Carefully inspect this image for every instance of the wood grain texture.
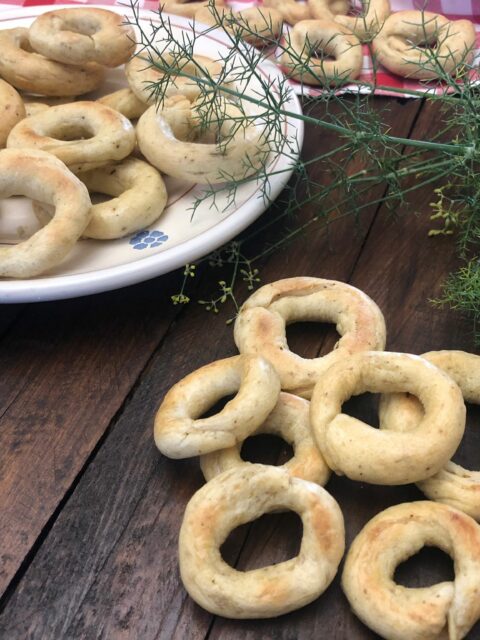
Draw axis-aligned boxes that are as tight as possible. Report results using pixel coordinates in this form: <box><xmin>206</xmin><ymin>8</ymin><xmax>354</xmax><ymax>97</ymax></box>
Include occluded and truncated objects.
<box><xmin>2</xmin><ymin>96</ymin><xmax>477</xmax><ymax>640</ymax></box>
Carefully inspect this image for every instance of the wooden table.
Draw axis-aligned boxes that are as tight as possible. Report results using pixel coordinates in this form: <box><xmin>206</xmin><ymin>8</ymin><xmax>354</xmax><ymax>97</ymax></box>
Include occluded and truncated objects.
<box><xmin>0</xmin><ymin>96</ymin><xmax>479</xmax><ymax>639</ymax></box>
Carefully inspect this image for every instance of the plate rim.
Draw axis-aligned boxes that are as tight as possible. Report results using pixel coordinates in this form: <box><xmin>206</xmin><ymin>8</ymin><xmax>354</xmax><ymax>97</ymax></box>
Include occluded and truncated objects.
<box><xmin>0</xmin><ymin>4</ymin><xmax>304</xmax><ymax>303</ymax></box>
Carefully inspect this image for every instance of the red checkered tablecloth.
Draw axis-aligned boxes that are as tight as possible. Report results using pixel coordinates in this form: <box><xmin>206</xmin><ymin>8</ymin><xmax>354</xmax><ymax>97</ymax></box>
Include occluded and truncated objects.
<box><xmin>0</xmin><ymin>0</ymin><xmax>478</xmax><ymax>96</ymax></box>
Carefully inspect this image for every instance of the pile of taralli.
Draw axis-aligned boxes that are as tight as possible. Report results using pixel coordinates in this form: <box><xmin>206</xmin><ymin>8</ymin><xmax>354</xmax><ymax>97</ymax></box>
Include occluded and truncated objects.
<box><xmin>0</xmin><ymin>6</ymin><xmax>267</xmax><ymax>278</ymax></box>
<box><xmin>155</xmin><ymin>277</ymin><xmax>480</xmax><ymax>640</ymax></box>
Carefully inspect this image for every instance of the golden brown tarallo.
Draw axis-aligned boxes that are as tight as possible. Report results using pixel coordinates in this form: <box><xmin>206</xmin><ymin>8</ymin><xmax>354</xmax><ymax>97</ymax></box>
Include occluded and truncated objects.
<box><xmin>310</xmin><ymin>351</ymin><xmax>466</xmax><ymax>485</ymax></box>
<box><xmin>98</xmin><ymin>89</ymin><xmax>148</xmax><ymax>120</ymax></box>
<box><xmin>154</xmin><ymin>355</ymin><xmax>281</xmax><ymax>459</ymax></box>
<box><xmin>0</xmin><ymin>80</ymin><xmax>25</xmax><ymax>148</ymax></box>
<box><xmin>342</xmin><ymin>501</ymin><xmax>480</xmax><ymax>640</ymax></box>
<box><xmin>380</xmin><ymin>350</ymin><xmax>480</xmax><ymax>520</ymax></box>
<box><xmin>200</xmin><ymin>391</ymin><xmax>330</xmax><ymax>485</ymax></box>
<box><xmin>0</xmin><ymin>149</ymin><xmax>91</xmax><ymax>278</ymax></box>
<box><xmin>234</xmin><ymin>277</ymin><xmax>386</xmax><ymax>398</ymax></box>
<box><xmin>308</xmin><ymin>0</ymin><xmax>390</xmax><ymax>41</ymax></box>
<box><xmin>179</xmin><ymin>464</ymin><xmax>345</xmax><ymax>618</ymax></box>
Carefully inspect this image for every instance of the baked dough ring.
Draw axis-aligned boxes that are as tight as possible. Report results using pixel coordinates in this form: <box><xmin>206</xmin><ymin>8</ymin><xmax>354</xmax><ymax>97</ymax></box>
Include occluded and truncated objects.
<box><xmin>179</xmin><ymin>464</ymin><xmax>345</xmax><ymax>618</ymax></box>
<box><xmin>98</xmin><ymin>89</ymin><xmax>148</xmax><ymax>120</ymax></box>
<box><xmin>125</xmin><ymin>52</ymin><xmax>222</xmax><ymax>105</ymax></box>
<box><xmin>7</xmin><ymin>101</ymin><xmax>136</xmax><ymax>174</ymax></box>
<box><xmin>154</xmin><ymin>355</ymin><xmax>281</xmax><ymax>459</ymax></box>
<box><xmin>200</xmin><ymin>392</ymin><xmax>330</xmax><ymax>485</ymax></box>
<box><xmin>0</xmin><ymin>28</ymin><xmax>104</xmax><ymax>97</ymax></box>
<box><xmin>34</xmin><ymin>157</ymin><xmax>168</xmax><ymax>240</ymax></box>
<box><xmin>342</xmin><ymin>501</ymin><xmax>480</xmax><ymax>640</ymax></box>
<box><xmin>195</xmin><ymin>6</ymin><xmax>283</xmax><ymax>46</ymax></box>
<box><xmin>234</xmin><ymin>277</ymin><xmax>386</xmax><ymax>398</ymax></box>
<box><xmin>263</xmin><ymin>0</ymin><xmax>310</xmax><ymax>26</ymax></box>
<box><xmin>308</xmin><ymin>0</ymin><xmax>390</xmax><ymax>41</ymax></box>
<box><xmin>29</xmin><ymin>8</ymin><xmax>136</xmax><ymax>67</ymax></box>
<box><xmin>137</xmin><ymin>97</ymin><xmax>268</xmax><ymax>184</ymax></box>
<box><xmin>310</xmin><ymin>351</ymin><xmax>466</xmax><ymax>485</ymax></box>
<box><xmin>372</xmin><ymin>11</ymin><xmax>476</xmax><ymax>80</ymax></box>
<box><xmin>380</xmin><ymin>351</ymin><xmax>480</xmax><ymax>520</ymax></box>
<box><xmin>0</xmin><ymin>149</ymin><xmax>91</xmax><ymax>278</ymax></box>
<box><xmin>281</xmin><ymin>20</ymin><xmax>363</xmax><ymax>85</ymax></box>
<box><xmin>0</xmin><ymin>80</ymin><xmax>25</xmax><ymax>148</ymax></box>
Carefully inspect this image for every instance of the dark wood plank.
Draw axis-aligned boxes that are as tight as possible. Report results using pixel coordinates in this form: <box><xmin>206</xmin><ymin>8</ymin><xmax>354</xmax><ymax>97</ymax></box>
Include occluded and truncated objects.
<box><xmin>0</xmin><ymin>97</ymin><xmax>423</xmax><ymax>638</ymax></box>
<box><xmin>0</xmin><ymin>275</ymin><xmax>187</xmax><ymax>599</ymax></box>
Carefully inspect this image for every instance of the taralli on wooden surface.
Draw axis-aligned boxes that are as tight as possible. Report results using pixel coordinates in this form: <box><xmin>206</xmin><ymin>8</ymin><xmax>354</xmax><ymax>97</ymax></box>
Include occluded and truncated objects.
<box><xmin>281</xmin><ymin>20</ymin><xmax>363</xmax><ymax>85</ymax></box>
<box><xmin>0</xmin><ymin>28</ymin><xmax>104</xmax><ymax>97</ymax></box>
<box><xmin>310</xmin><ymin>351</ymin><xmax>466</xmax><ymax>485</ymax></box>
<box><xmin>0</xmin><ymin>80</ymin><xmax>25</xmax><ymax>148</ymax></box>
<box><xmin>263</xmin><ymin>0</ymin><xmax>310</xmax><ymax>26</ymax></box>
<box><xmin>29</xmin><ymin>8</ymin><xmax>136</xmax><ymax>67</ymax></box>
<box><xmin>308</xmin><ymin>0</ymin><xmax>390</xmax><ymax>41</ymax></box>
<box><xmin>200</xmin><ymin>392</ymin><xmax>330</xmax><ymax>485</ymax></box>
<box><xmin>7</xmin><ymin>101</ymin><xmax>136</xmax><ymax>174</ymax></box>
<box><xmin>179</xmin><ymin>464</ymin><xmax>345</xmax><ymax>618</ymax></box>
<box><xmin>34</xmin><ymin>157</ymin><xmax>168</xmax><ymax>240</ymax></box>
<box><xmin>125</xmin><ymin>52</ymin><xmax>223</xmax><ymax>105</ymax></box>
<box><xmin>372</xmin><ymin>11</ymin><xmax>476</xmax><ymax>80</ymax></box>
<box><xmin>98</xmin><ymin>89</ymin><xmax>148</xmax><ymax>120</ymax></box>
<box><xmin>380</xmin><ymin>351</ymin><xmax>480</xmax><ymax>520</ymax></box>
<box><xmin>154</xmin><ymin>355</ymin><xmax>281</xmax><ymax>459</ymax></box>
<box><xmin>234</xmin><ymin>277</ymin><xmax>386</xmax><ymax>398</ymax></box>
<box><xmin>342</xmin><ymin>501</ymin><xmax>480</xmax><ymax>640</ymax></box>
<box><xmin>137</xmin><ymin>97</ymin><xmax>268</xmax><ymax>184</ymax></box>
<box><xmin>195</xmin><ymin>6</ymin><xmax>283</xmax><ymax>46</ymax></box>
<box><xmin>0</xmin><ymin>149</ymin><xmax>91</xmax><ymax>278</ymax></box>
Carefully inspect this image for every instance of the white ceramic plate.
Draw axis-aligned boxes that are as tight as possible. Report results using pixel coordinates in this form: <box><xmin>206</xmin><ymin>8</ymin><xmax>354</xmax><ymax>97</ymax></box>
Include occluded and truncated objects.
<box><xmin>0</xmin><ymin>4</ymin><xmax>303</xmax><ymax>302</ymax></box>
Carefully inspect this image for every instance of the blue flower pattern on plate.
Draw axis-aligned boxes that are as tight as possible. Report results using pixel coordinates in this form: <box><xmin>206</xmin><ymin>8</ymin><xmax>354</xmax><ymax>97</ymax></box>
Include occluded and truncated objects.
<box><xmin>129</xmin><ymin>230</ymin><xmax>169</xmax><ymax>250</ymax></box>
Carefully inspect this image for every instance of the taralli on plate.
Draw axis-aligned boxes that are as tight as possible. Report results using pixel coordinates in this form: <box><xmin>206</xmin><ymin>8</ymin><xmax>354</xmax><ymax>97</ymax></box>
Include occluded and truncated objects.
<box><xmin>125</xmin><ymin>52</ymin><xmax>223</xmax><ymax>105</ymax></box>
<box><xmin>29</xmin><ymin>8</ymin><xmax>136</xmax><ymax>67</ymax></box>
<box><xmin>342</xmin><ymin>501</ymin><xmax>480</xmax><ymax>640</ymax></box>
<box><xmin>200</xmin><ymin>392</ymin><xmax>330</xmax><ymax>486</ymax></box>
<box><xmin>372</xmin><ymin>11</ymin><xmax>476</xmax><ymax>80</ymax></box>
<box><xmin>7</xmin><ymin>101</ymin><xmax>136</xmax><ymax>174</ymax></box>
<box><xmin>34</xmin><ymin>157</ymin><xmax>168</xmax><ymax>240</ymax></box>
<box><xmin>98</xmin><ymin>89</ymin><xmax>148</xmax><ymax>120</ymax></box>
<box><xmin>195</xmin><ymin>6</ymin><xmax>283</xmax><ymax>46</ymax></box>
<box><xmin>179</xmin><ymin>464</ymin><xmax>345</xmax><ymax>618</ymax></box>
<box><xmin>154</xmin><ymin>354</ymin><xmax>281</xmax><ymax>459</ymax></box>
<box><xmin>137</xmin><ymin>97</ymin><xmax>268</xmax><ymax>184</ymax></box>
<box><xmin>263</xmin><ymin>0</ymin><xmax>310</xmax><ymax>25</ymax></box>
<box><xmin>0</xmin><ymin>149</ymin><xmax>91</xmax><ymax>278</ymax></box>
<box><xmin>234</xmin><ymin>277</ymin><xmax>386</xmax><ymax>398</ymax></box>
<box><xmin>380</xmin><ymin>350</ymin><xmax>480</xmax><ymax>520</ymax></box>
<box><xmin>0</xmin><ymin>28</ymin><xmax>104</xmax><ymax>97</ymax></box>
<box><xmin>0</xmin><ymin>80</ymin><xmax>25</xmax><ymax>148</ymax></box>
<box><xmin>310</xmin><ymin>351</ymin><xmax>466</xmax><ymax>485</ymax></box>
<box><xmin>308</xmin><ymin>0</ymin><xmax>390</xmax><ymax>41</ymax></box>
<box><xmin>281</xmin><ymin>20</ymin><xmax>363</xmax><ymax>85</ymax></box>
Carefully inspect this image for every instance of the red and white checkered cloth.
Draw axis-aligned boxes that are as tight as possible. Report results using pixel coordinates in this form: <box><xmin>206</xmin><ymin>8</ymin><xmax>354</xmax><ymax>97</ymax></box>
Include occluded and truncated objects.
<box><xmin>0</xmin><ymin>0</ymin><xmax>478</xmax><ymax>96</ymax></box>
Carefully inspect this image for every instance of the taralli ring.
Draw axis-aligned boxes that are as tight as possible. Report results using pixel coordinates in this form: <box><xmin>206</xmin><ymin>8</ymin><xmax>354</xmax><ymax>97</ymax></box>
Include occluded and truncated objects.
<box><xmin>34</xmin><ymin>157</ymin><xmax>168</xmax><ymax>240</ymax></box>
<box><xmin>281</xmin><ymin>20</ymin><xmax>363</xmax><ymax>85</ymax></box>
<box><xmin>126</xmin><ymin>52</ymin><xmax>223</xmax><ymax>105</ymax></box>
<box><xmin>98</xmin><ymin>89</ymin><xmax>148</xmax><ymax>120</ymax></box>
<box><xmin>137</xmin><ymin>97</ymin><xmax>268</xmax><ymax>184</ymax></box>
<box><xmin>263</xmin><ymin>0</ymin><xmax>310</xmax><ymax>26</ymax></box>
<box><xmin>234</xmin><ymin>277</ymin><xmax>386</xmax><ymax>398</ymax></box>
<box><xmin>308</xmin><ymin>0</ymin><xmax>390</xmax><ymax>41</ymax></box>
<box><xmin>179</xmin><ymin>464</ymin><xmax>345</xmax><ymax>618</ymax></box>
<box><xmin>342</xmin><ymin>501</ymin><xmax>480</xmax><ymax>640</ymax></box>
<box><xmin>372</xmin><ymin>11</ymin><xmax>476</xmax><ymax>80</ymax></box>
<box><xmin>0</xmin><ymin>28</ymin><xmax>104</xmax><ymax>97</ymax></box>
<box><xmin>154</xmin><ymin>355</ymin><xmax>281</xmax><ymax>459</ymax></box>
<box><xmin>29</xmin><ymin>8</ymin><xmax>136</xmax><ymax>67</ymax></box>
<box><xmin>200</xmin><ymin>392</ymin><xmax>330</xmax><ymax>485</ymax></box>
<box><xmin>0</xmin><ymin>149</ymin><xmax>91</xmax><ymax>278</ymax></box>
<box><xmin>7</xmin><ymin>101</ymin><xmax>136</xmax><ymax>174</ymax></box>
<box><xmin>310</xmin><ymin>351</ymin><xmax>466</xmax><ymax>485</ymax></box>
<box><xmin>0</xmin><ymin>80</ymin><xmax>25</xmax><ymax>148</ymax></box>
<box><xmin>380</xmin><ymin>351</ymin><xmax>480</xmax><ymax>520</ymax></box>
